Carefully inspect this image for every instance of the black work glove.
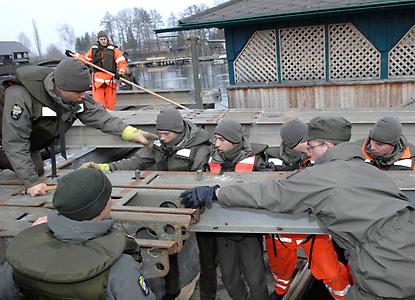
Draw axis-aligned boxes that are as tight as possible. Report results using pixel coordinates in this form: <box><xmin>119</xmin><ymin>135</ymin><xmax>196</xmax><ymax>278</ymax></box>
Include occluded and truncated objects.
<box><xmin>180</xmin><ymin>185</ymin><xmax>219</xmax><ymax>208</ymax></box>
<box><xmin>65</xmin><ymin>49</ymin><xmax>75</xmax><ymax>57</ymax></box>
<box><xmin>257</xmin><ymin>161</ymin><xmax>277</xmax><ymax>172</ymax></box>
<box><xmin>114</xmin><ymin>72</ymin><xmax>121</xmax><ymax>79</ymax></box>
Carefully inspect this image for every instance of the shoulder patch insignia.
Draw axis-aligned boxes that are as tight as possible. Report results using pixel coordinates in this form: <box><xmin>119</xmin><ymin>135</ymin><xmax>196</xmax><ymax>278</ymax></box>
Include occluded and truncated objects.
<box><xmin>11</xmin><ymin>104</ymin><xmax>23</xmax><ymax>120</ymax></box>
<box><xmin>153</xmin><ymin>140</ymin><xmax>161</xmax><ymax>147</ymax></box>
<box><xmin>138</xmin><ymin>274</ymin><xmax>150</xmax><ymax>296</ymax></box>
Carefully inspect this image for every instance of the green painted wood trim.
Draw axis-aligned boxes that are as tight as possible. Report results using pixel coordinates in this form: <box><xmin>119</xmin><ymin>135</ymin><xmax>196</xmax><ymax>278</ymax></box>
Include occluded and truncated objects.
<box><xmin>325</xmin><ymin>24</ymin><xmax>330</xmax><ymax>82</ymax></box>
<box><xmin>380</xmin><ymin>51</ymin><xmax>389</xmax><ymax>79</ymax></box>
<box><xmin>225</xmin><ymin>29</ymin><xmax>236</xmax><ymax>85</ymax></box>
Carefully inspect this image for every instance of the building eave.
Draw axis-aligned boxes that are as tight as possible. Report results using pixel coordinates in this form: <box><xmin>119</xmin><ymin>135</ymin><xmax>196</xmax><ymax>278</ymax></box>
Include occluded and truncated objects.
<box><xmin>155</xmin><ymin>0</ymin><xmax>415</xmax><ymax>33</ymax></box>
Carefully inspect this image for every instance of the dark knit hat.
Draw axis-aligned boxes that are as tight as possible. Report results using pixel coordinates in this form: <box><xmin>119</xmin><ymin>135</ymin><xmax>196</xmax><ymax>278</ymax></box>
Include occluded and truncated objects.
<box><xmin>369</xmin><ymin>116</ymin><xmax>402</xmax><ymax>145</ymax></box>
<box><xmin>53</xmin><ymin>169</ymin><xmax>112</xmax><ymax>221</ymax></box>
<box><xmin>307</xmin><ymin>116</ymin><xmax>352</xmax><ymax>142</ymax></box>
<box><xmin>156</xmin><ymin>108</ymin><xmax>184</xmax><ymax>133</ymax></box>
<box><xmin>54</xmin><ymin>58</ymin><xmax>91</xmax><ymax>92</ymax></box>
<box><xmin>280</xmin><ymin>119</ymin><xmax>307</xmax><ymax>148</ymax></box>
<box><xmin>97</xmin><ymin>31</ymin><xmax>108</xmax><ymax>39</ymax></box>
<box><xmin>214</xmin><ymin>119</ymin><xmax>243</xmax><ymax>144</ymax></box>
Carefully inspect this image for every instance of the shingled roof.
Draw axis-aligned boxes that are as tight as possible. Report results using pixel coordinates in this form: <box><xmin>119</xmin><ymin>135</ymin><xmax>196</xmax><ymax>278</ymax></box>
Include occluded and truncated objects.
<box><xmin>156</xmin><ymin>0</ymin><xmax>415</xmax><ymax>32</ymax></box>
<box><xmin>0</xmin><ymin>41</ymin><xmax>30</xmax><ymax>56</ymax></box>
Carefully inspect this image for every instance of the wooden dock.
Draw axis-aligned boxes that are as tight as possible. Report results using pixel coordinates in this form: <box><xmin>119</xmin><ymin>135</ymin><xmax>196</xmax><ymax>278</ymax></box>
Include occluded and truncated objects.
<box><xmin>114</xmin><ymin>89</ymin><xmax>220</xmax><ymax>109</ymax></box>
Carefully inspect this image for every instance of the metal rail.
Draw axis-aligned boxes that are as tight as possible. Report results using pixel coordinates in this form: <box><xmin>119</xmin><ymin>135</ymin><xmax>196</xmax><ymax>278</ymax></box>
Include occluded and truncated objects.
<box><xmin>1</xmin><ymin>170</ymin><xmax>415</xmax><ymax>278</ymax></box>
<box><xmin>65</xmin><ymin>109</ymin><xmax>415</xmax><ymax>148</ymax></box>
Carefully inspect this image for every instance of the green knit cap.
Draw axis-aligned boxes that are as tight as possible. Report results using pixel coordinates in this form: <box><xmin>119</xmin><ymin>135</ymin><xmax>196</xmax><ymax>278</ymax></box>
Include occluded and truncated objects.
<box><xmin>156</xmin><ymin>108</ymin><xmax>184</xmax><ymax>133</ymax></box>
<box><xmin>215</xmin><ymin>119</ymin><xmax>243</xmax><ymax>144</ymax></box>
<box><xmin>307</xmin><ymin>116</ymin><xmax>352</xmax><ymax>142</ymax></box>
<box><xmin>280</xmin><ymin>119</ymin><xmax>307</xmax><ymax>148</ymax></box>
<box><xmin>369</xmin><ymin>116</ymin><xmax>402</xmax><ymax>145</ymax></box>
<box><xmin>53</xmin><ymin>169</ymin><xmax>112</xmax><ymax>221</ymax></box>
<box><xmin>97</xmin><ymin>31</ymin><xmax>108</xmax><ymax>39</ymax></box>
<box><xmin>54</xmin><ymin>58</ymin><xmax>91</xmax><ymax>92</ymax></box>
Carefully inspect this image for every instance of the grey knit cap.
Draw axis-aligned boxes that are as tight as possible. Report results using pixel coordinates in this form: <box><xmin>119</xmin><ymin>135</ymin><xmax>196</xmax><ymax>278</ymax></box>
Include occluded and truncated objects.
<box><xmin>53</xmin><ymin>169</ymin><xmax>112</xmax><ymax>221</ymax></box>
<box><xmin>54</xmin><ymin>58</ymin><xmax>91</xmax><ymax>92</ymax></box>
<box><xmin>280</xmin><ymin>119</ymin><xmax>307</xmax><ymax>148</ymax></box>
<box><xmin>369</xmin><ymin>116</ymin><xmax>402</xmax><ymax>145</ymax></box>
<box><xmin>97</xmin><ymin>31</ymin><xmax>108</xmax><ymax>39</ymax></box>
<box><xmin>307</xmin><ymin>116</ymin><xmax>352</xmax><ymax>142</ymax></box>
<box><xmin>156</xmin><ymin>108</ymin><xmax>184</xmax><ymax>133</ymax></box>
<box><xmin>214</xmin><ymin>119</ymin><xmax>243</xmax><ymax>144</ymax></box>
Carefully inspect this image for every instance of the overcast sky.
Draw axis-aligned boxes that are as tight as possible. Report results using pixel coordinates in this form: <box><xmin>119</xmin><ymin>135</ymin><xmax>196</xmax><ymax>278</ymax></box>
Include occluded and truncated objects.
<box><xmin>1</xmin><ymin>0</ymin><xmax>220</xmax><ymax>53</ymax></box>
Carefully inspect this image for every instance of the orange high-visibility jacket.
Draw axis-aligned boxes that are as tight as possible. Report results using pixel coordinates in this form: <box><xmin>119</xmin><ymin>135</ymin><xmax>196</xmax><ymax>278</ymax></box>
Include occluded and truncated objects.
<box><xmin>208</xmin><ymin>156</ymin><xmax>255</xmax><ymax>174</ymax></box>
<box><xmin>360</xmin><ymin>139</ymin><xmax>415</xmax><ymax>171</ymax></box>
<box><xmin>82</xmin><ymin>45</ymin><xmax>127</xmax><ymax>89</ymax></box>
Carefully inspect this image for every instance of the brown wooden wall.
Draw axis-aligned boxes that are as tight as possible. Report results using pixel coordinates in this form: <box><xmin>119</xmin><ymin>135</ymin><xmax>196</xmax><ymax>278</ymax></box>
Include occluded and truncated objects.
<box><xmin>227</xmin><ymin>80</ymin><xmax>415</xmax><ymax>110</ymax></box>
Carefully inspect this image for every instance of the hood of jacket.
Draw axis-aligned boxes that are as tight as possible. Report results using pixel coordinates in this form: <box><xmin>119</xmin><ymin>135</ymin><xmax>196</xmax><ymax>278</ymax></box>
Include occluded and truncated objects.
<box><xmin>316</xmin><ymin>142</ymin><xmax>366</xmax><ymax>165</ymax></box>
<box><xmin>47</xmin><ymin>210</ymin><xmax>114</xmax><ymax>244</ymax></box>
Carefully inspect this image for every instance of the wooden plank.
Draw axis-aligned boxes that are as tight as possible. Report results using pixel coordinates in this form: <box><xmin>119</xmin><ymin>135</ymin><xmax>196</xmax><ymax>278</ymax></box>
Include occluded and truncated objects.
<box><xmin>228</xmin><ymin>81</ymin><xmax>415</xmax><ymax>109</ymax></box>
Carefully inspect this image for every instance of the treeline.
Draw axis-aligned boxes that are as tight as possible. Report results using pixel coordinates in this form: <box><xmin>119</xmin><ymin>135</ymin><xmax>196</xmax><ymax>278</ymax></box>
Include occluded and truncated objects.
<box><xmin>75</xmin><ymin>4</ymin><xmax>225</xmax><ymax>59</ymax></box>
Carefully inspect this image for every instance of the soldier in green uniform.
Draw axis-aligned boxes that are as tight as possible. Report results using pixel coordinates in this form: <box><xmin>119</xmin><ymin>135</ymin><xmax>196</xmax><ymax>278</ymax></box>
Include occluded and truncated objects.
<box><xmin>182</xmin><ymin>116</ymin><xmax>415</xmax><ymax>299</ymax></box>
<box><xmin>358</xmin><ymin>116</ymin><xmax>415</xmax><ymax>170</ymax></box>
<box><xmin>82</xmin><ymin>108</ymin><xmax>211</xmax><ymax>300</ymax></box>
<box><xmin>258</xmin><ymin>118</ymin><xmax>311</xmax><ymax>172</ymax></box>
<box><xmin>0</xmin><ymin>168</ymin><xmax>155</xmax><ymax>300</ymax></box>
<box><xmin>202</xmin><ymin>119</ymin><xmax>269</xmax><ymax>300</ymax></box>
<box><xmin>1</xmin><ymin>58</ymin><xmax>154</xmax><ymax>197</ymax></box>
<box><xmin>81</xmin><ymin>108</ymin><xmax>210</xmax><ymax>173</ymax></box>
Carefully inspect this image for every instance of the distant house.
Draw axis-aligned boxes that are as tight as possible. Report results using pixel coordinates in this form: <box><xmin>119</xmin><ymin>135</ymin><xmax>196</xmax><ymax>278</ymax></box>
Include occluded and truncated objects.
<box><xmin>0</xmin><ymin>41</ymin><xmax>30</xmax><ymax>76</ymax></box>
<box><xmin>157</xmin><ymin>0</ymin><xmax>415</xmax><ymax>110</ymax></box>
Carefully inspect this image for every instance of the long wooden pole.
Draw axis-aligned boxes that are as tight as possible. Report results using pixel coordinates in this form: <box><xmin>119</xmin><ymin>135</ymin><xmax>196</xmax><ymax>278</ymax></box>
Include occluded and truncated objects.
<box><xmin>70</xmin><ymin>54</ymin><xmax>190</xmax><ymax>110</ymax></box>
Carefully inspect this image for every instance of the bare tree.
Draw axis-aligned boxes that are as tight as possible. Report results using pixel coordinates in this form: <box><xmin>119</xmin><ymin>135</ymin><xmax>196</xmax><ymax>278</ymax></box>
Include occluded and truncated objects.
<box><xmin>57</xmin><ymin>24</ymin><xmax>75</xmax><ymax>50</ymax></box>
<box><xmin>167</xmin><ymin>13</ymin><xmax>178</xmax><ymax>28</ymax></box>
<box><xmin>45</xmin><ymin>44</ymin><xmax>65</xmax><ymax>60</ymax></box>
<box><xmin>100</xmin><ymin>12</ymin><xmax>117</xmax><ymax>45</ymax></box>
<box><xmin>75</xmin><ymin>32</ymin><xmax>93</xmax><ymax>54</ymax></box>
<box><xmin>149</xmin><ymin>9</ymin><xmax>164</xmax><ymax>52</ymax></box>
<box><xmin>17</xmin><ymin>32</ymin><xmax>33</xmax><ymax>53</ymax></box>
<box><xmin>32</xmin><ymin>19</ymin><xmax>42</xmax><ymax>56</ymax></box>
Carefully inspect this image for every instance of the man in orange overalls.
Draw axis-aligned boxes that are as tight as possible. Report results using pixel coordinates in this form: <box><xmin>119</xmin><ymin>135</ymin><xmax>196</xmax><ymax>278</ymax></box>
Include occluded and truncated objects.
<box><xmin>260</xmin><ymin>119</ymin><xmax>351</xmax><ymax>300</ymax></box>
<box><xmin>75</xmin><ymin>31</ymin><xmax>127</xmax><ymax>111</ymax></box>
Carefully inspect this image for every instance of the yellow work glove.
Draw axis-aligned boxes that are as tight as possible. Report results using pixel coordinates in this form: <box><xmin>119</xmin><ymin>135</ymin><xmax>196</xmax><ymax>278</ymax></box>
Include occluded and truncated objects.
<box><xmin>80</xmin><ymin>162</ymin><xmax>111</xmax><ymax>173</ymax></box>
<box><xmin>121</xmin><ymin>126</ymin><xmax>157</xmax><ymax>145</ymax></box>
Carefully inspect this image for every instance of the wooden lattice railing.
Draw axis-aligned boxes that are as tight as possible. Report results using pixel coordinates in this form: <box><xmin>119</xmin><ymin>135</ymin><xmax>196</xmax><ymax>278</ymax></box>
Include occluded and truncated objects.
<box><xmin>329</xmin><ymin>23</ymin><xmax>380</xmax><ymax>80</ymax></box>
<box><xmin>279</xmin><ymin>25</ymin><xmax>326</xmax><ymax>81</ymax></box>
<box><xmin>234</xmin><ymin>30</ymin><xmax>278</xmax><ymax>83</ymax></box>
<box><xmin>389</xmin><ymin>24</ymin><xmax>415</xmax><ymax>78</ymax></box>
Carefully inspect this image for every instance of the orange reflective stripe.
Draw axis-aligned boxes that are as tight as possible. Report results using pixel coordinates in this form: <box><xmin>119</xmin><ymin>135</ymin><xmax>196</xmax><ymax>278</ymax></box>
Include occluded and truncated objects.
<box><xmin>360</xmin><ymin>140</ymin><xmax>372</xmax><ymax>161</ymax></box>
<box><xmin>235</xmin><ymin>156</ymin><xmax>255</xmax><ymax>172</ymax></box>
<box><xmin>208</xmin><ymin>158</ymin><xmax>221</xmax><ymax>174</ymax></box>
<box><xmin>208</xmin><ymin>156</ymin><xmax>255</xmax><ymax>174</ymax></box>
<box><xmin>400</xmin><ymin>146</ymin><xmax>411</xmax><ymax>159</ymax></box>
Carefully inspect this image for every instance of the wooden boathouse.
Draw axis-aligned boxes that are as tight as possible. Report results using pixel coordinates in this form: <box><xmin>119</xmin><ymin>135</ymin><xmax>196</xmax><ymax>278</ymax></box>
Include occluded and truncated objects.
<box><xmin>156</xmin><ymin>0</ymin><xmax>415</xmax><ymax>110</ymax></box>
